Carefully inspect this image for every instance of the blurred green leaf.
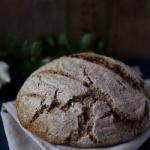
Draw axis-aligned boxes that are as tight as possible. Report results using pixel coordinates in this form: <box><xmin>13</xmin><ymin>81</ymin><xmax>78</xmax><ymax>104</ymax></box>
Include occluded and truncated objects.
<box><xmin>96</xmin><ymin>40</ymin><xmax>105</xmax><ymax>54</ymax></box>
<box><xmin>21</xmin><ymin>41</ymin><xmax>42</xmax><ymax>61</ymax></box>
<box><xmin>41</xmin><ymin>34</ymin><xmax>57</xmax><ymax>58</ymax></box>
<box><xmin>22</xmin><ymin>60</ymin><xmax>42</xmax><ymax>74</ymax></box>
<box><xmin>2</xmin><ymin>32</ymin><xmax>106</xmax><ymax>74</ymax></box>
<box><xmin>46</xmin><ymin>35</ymin><xmax>55</xmax><ymax>49</ymax></box>
<box><xmin>79</xmin><ymin>33</ymin><xmax>95</xmax><ymax>51</ymax></box>
<box><xmin>6</xmin><ymin>34</ymin><xmax>23</xmax><ymax>56</ymax></box>
<box><xmin>58</xmin><ymin>33</ymin><xmax>71</xmax><ymax>54</ymax></box>
<box><xmin>21</xmin><ymin>40</ymin><xmax>30</xmax><ymax>58</ymax></box>
<box><xmin>30</xmin><ymin>41</ymin><xmax>42</xmax><ymax>61</ymax></box>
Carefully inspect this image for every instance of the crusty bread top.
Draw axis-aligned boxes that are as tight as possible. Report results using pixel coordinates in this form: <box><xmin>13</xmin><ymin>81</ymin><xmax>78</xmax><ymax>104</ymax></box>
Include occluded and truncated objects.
<box><xmin>16</xmin><ymin>52</ymin><xmax>150</xmax><ymax>147</ymax></box>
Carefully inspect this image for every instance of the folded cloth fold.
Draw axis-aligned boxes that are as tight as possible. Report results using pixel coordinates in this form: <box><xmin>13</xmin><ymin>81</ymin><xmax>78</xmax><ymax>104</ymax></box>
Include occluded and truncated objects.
<box><xmin>1</xmin><ymin>79</ymin><xmax>150</xmax><ymax>150</ymax></box>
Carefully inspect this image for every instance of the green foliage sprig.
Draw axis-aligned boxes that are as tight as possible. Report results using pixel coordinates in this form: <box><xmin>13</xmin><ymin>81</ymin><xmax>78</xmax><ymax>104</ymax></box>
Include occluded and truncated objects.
<box><xmin>1</xmin><ymin>33</ymin><xmax>105</xmax><ymax>74</ymax></box>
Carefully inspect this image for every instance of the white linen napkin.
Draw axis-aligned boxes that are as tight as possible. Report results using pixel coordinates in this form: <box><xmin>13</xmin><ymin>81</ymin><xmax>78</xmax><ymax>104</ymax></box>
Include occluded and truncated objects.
<box><xmin>1</xmin><ymin>79</ymin><xmax>150</xmax><ymax>150</ymax></box>
<box><xmin>0</xmin><ymin>61</ymin><xmax>11</xmax><ymax>88</ymax></box>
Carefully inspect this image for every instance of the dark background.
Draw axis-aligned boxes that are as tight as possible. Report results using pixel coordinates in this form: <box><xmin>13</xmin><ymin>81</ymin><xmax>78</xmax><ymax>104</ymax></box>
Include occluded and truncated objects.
<box><xmin>0</xmin><ymin>0</ymin><xmax>150</xmax><ymax>149</ymax></box>
<box><xmin>0</xmin><ymin>0</ymin><xmax>150</xmax><ymax>59</ymax></box>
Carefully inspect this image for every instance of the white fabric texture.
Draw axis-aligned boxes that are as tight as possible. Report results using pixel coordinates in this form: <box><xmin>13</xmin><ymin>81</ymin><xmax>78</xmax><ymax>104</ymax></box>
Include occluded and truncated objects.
<box><xmin>1</xmin><ymin>76</ymin><xmax>150</xmax><ymax>150</ymax></box>
<box><xmin>0</xmin><ymin>61</ymin><xmax>11</xmax><ymax>88</ymax></box>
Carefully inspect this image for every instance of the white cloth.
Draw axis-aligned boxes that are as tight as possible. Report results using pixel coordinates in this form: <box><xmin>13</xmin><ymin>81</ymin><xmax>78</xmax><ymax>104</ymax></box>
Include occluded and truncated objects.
<box><xmin>1</xmin><ymin>79</ymin><xmax>150</xmax><ymax>150</ymax></box>
<box><xmin>0</xmin><ymin>61</ymin><xmax>11</xmax><ymax>88</ymax></box>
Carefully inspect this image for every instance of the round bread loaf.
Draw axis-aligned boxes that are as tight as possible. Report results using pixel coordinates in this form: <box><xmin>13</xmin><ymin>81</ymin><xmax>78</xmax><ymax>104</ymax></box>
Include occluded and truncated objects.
<box><xmin>16</xmin><ymin>52</ymin><xmax>150</xmax><ymax>147</ymax></box>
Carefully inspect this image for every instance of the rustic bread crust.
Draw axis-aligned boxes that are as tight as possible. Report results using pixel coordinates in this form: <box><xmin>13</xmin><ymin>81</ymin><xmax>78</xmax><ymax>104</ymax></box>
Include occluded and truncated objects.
<box><xmin>16</xmin><ymin>53</ymin><xmax>150</xmax><ymax>148</ymax></box>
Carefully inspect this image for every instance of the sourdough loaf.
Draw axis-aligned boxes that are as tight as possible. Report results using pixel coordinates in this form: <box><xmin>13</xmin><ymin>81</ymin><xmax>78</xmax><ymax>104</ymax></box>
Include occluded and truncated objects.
<box><xmin>16</xmin><ymin>53</ymin><xmax>150</xmax><ymax>147</ymax></box>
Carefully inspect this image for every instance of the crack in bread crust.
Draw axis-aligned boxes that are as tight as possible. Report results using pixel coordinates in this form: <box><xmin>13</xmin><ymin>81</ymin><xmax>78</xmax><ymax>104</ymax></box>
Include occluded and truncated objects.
<box><xmin>30</xmin><ymin>89</ymin><xmax>60</xmax><ymax>123</ymax></box>
<box><xmin>60</xmin><ymin>94</ymin><xmax>89</xmax><ymax>111</ymax></box>
<box><xmin>70</xmin><ymin>53</ymin><xmax>144</xmax><ymax>91</ymax></box>
<box><xmin>65</xmin><ymin>88</ymin><xmax>148</xmax><ymax>145</ymax></box>
<box><xmin>30</xmin><ymin>104</ymin><xmax>47</xmax><ymax>123</ymax></box>
<box><xmin>62</xmin><ymin>71</ymin><xmax>111</xmax><ymax>144</ymax></box>
<box><xmin>82</xmin><ymin>68</ymin><xmax>94</xmax><ymax>85</ymax></box>
<box><xmin>39</xmin><ymin>70</ymin><xmax>76</xmax><ymax>80</ymax></box>
<box><xmin>19</xmin><ymin>92</ymin><xmax>46</xmax><ymax>100</ymax></box>
<box><xmin>38</xmin><ymin>69</ymin><xmax>90</xmax><ymax>88</ymax></box>
<box><xmin>60</xmin><ymin>70</ymin><xmax>148</xmax><ymax>145</ymax></box>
